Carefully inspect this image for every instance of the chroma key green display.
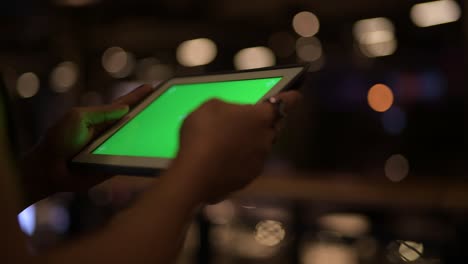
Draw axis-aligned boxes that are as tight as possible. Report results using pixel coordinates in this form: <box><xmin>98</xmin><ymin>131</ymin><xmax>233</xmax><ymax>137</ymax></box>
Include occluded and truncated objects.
<box><xmin>93</xmin><ymin>77</ymin><xmax>282</xmax><ymax>158</ymax></box>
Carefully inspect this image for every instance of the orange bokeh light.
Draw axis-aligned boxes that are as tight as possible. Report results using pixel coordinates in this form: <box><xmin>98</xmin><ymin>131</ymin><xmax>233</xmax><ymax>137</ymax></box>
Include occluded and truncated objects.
<box><xmin>367</xmin><ymin>84</ymin><xmax>394</xmax><ymax>112</ymax></box>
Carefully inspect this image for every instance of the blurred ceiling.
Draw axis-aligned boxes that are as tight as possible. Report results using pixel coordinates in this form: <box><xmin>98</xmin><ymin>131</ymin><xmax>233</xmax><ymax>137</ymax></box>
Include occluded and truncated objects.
<box><xmin>1</xmin><ymin>0</ymin><xmax>464</xmax><ymax>55</ymax></box>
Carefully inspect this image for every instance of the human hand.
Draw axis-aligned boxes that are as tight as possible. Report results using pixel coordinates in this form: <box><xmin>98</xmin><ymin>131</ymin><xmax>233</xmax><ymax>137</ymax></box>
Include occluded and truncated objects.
<box><xmin>171</xmin><ymin>91</ymin><xmax>302</xmax><ymax>203</ymax></box>
<box><xmin>23</xmin><ymin>85</ymin><xmax>153</xmax><ymax>196</ymax></box>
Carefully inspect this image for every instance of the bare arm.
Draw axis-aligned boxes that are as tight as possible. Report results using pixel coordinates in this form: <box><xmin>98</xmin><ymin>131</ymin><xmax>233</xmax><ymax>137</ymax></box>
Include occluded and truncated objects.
<box><xmin>2</xmin><ymin>152</ymin><xmax>204</xmax><ymax>264</ymax></box>
<box><xmin>1</xmin><ymin>91</ymin><xmax>301</xmax><ymax>264</ymax></box>
<box><xmin>1</xmin><ymin>88</ymin><xmax>203</xmax><ymax>263</ymax></box>
<box><xmin>43</xmin><ymin>158</ymin><xmax>205</xmax><ymax>264</ymax></box>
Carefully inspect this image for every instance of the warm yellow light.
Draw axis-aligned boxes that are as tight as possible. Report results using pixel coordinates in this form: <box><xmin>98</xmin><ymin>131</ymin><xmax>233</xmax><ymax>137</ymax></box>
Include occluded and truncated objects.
<box><xmin>359</xmin><ymin>30</ymin><xmax>395</xmax><ymax>45</ymax></box>
<box><xmin>384</xmin><ymin>154</ymin><xmax>410</xmax><ymax>182</ymax></box>
<box><xmin>398</xmin><ymin>241</ymin><xmax>423</xmax><ymax>262</ymax></box>
<box><xmin>211</xmin><ymin>225</ymin><xmax>278</xmax><ymax>258</ymax></box>
<box><xmin>360</xmin><ymin>39</ymin><xmax>397</xmax><ymax>58</ymax></box>
<box><xmin>367</xmin><ymin>84</ymin><xmax>394</xmax><ymax>112</ymax></box>
<box><xmin>318</xmin><ymin>213</ymin><xmax>370</xmax><ymax>237</ymax></box>
<box><xmin>176</xmin><ymin>38</ymin><xmax>217</xmax><ymax>67</ymax></box>
<box><xmin>102</xmin><ymin>47</ymin><xmax>135</xmax><ymax>78</ymax></box>
<box><xmin>411</xmin><ymin>0</ymin><xmax>461</xmax><ymax>27</ymax></box>
<box><xmin>16</xmin><ymin>72</ymin><xmax>40</xmax><ymax>98</ymax></box>
<box><xmin>353</xmin><ymin>17</ymin><xmax>397</xmax><ymax>58</ymax></box>
<box><xmin>292</xmin><ymin>11</ymin><xmax>320</xmax><ymax>37</ymax></box>
<box><xmin>254</xmin><ymin>220</ymin><xmax>285</xmax><ymax>247</ymax></box>
<box><xmin>50</xmin><ymin>61</ymin><xmax>79</xmax><ymax>93</ymax></box>
<box><xmin>234</xmin><ymin>47</ymin><xmax>275</xmax><ymax>70</ymax></box>
<box><xmin>302</xmin><ymin>243</ymin><xmax>358</xmax><ymax>264</ymax></box>
<box><xmin>354</xmin><ymin>17</ymin><xmax>394</xmax><ymax>42</ymax></box>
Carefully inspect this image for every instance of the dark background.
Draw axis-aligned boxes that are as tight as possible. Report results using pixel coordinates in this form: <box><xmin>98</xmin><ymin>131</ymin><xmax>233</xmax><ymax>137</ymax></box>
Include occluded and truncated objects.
<box><xmin>2</xmin><ymin>0</ymin><xmax>467</xmax><ymax>263</ymax></box>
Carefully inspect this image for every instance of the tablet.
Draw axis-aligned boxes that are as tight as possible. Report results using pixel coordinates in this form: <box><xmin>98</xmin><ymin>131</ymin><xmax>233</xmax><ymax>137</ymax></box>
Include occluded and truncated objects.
<box><xmin>72</xmin><ymin>65</ymin><xmax>307</xmax><ymax>175</ymax></box>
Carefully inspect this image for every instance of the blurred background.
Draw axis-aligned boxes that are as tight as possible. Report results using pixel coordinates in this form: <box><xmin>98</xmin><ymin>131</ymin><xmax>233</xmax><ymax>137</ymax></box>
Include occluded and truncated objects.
<box><xmin>3</xmin><ymin>0</ymin><xmax>468</xmax><ymax>263</ymax></box>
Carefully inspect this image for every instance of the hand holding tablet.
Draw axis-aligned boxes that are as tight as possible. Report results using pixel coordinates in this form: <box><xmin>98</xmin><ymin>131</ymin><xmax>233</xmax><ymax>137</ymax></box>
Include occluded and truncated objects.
<box><xmin>72</xmin><ymin>65</ymin><xmax>307</xmax><ymax>175</ymax></box>
<box><xmin>20</xmin><ymin>85</ymin><xmax>154</xmax><ymax>200</ymax></box>
<box><xmin>172</xmin><ymin>90</ymin><xmax>302</xmax><ymax>202</ymax></box>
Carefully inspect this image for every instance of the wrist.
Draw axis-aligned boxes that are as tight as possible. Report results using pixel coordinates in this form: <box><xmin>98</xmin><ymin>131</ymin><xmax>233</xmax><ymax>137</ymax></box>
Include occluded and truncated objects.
<box><xmin>160</xmin><ymin>154</ymin><xmax>216</xmax><ymax>206</ymax></box>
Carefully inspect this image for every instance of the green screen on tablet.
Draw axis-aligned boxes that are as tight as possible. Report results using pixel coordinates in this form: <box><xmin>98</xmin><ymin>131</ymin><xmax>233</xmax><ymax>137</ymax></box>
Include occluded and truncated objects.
<box><xmin>92</xmin><ymin>76</ymin><xmax>282</xmax><ymax>158</ymax></box>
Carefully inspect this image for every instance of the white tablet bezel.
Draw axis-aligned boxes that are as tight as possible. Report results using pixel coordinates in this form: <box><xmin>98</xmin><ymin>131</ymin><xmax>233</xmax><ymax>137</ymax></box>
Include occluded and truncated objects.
<box><xmin>72</xmin><ymin>65</ymin><xmax>306</xmax><ymax>174</ymax></box>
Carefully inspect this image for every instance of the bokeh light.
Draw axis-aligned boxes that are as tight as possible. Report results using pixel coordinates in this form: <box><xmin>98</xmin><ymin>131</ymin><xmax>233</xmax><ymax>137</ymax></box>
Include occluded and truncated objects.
<box><xmin>212</xmin><ymin>226</ymin><xmax>278</xmax><ymax>259</ymax></box>
<box><xmin>358</xmin><ymin>30</ymin><xmax>394</xmax><ymax>46</ymax></box>
<box><xmin>268</xmin><ymin>31</ymin><xmax>296</xmax><ymax>58</ymax></box>
<box><xmin>102</xmin><ymin>47</ymin><xmax>126</xmax><ymax>73</ymax></box>
<box><xmin>204</xmin><ymin>200</ymin><xmax>235</xmax><ymax>225</ymax></box>
<box><xmin>360</xmin><ymin>39</ymin><xmax>397</xmax><ymax>58</ymax></box>
<box><xmin>50</xmin><ymin>61</ymin><xmax>79</xmax><ymax>93</ymax></box>
<box><xmin>136</xmin><ymin>58</ymin><xmax>173</xmax><ymax>82</ymax></box>
<box><xmin>353</xmin><ymin>17</ymin><xmax>397</xmax><ymax>57</ymax></box>
<box><xmin>234</xmin><ymin>46</ymin><xmax>275</xmax><ymax>70</ymax></box>
<box><xmin>292</xmin><ymin>11</ymin><xmax>320</xmax><ymax>37</ymax></box>
<box><xmin>384</xmin><ymin>154</ymin><xmax>410</xmax><ymax>182</ymax></box>
<box><xmin>302</xmin><ymin>242</ymin><xmax>358</xmax><ymax>264</ymax></box>
<box><xmin>318</xmin><ymin>213</ymin><xmax>370</xmax><ymax>237</ymax></box>
<box><xmin>411</xmin><ymin>0</ymin><xmax>461</xmax><ymax>28</ymax></box>
<box><xmin>398</xmin><ymin>241</ymin><xmax>423</xmax><ymax>261</ymax></box>
<box><xmin>296</xmin><ymin>37</ymin><xmax>323</xmax><ymax>62</ymax></box>
<box><xmin>16</xmin><ymin>72</ymin><xmax>40</xmax><ymax>98</ymax></box>
<box><xmin>382</xmin><ymin>106</ymin><xmax>407</xmax><ymax>135</ymax></box>
<box><xmin>176</xmin><ymin>38</ymin><xmax>217</xmax><ymax>67</ymax></box>
<box><xmin>254</xmin><ymin>220</ymin><xmax>286</xmax><ymax>247</ymax></box>
<box><xmin>354</xmin><ymin>17</ymin><xmax>394</xmax><ymax>44</ymax></box>
<box><xmin>354</xmin><ymin>17</ymin><xmax>394</xmax><ymax>42</ymax></box>
<box><xmin>18</xmin><ymin>205</ymin><xmax>36</xmax><ymax>236</ymax></box>
<box><xmin>367</xmin><ymin>84</ymin><xmax>394</xmax><ymax>112</ymax></box>
<box><xmin>102</xmin><ymin>46</ymin><xmax>135</xmax><ymax>78</ymax></box>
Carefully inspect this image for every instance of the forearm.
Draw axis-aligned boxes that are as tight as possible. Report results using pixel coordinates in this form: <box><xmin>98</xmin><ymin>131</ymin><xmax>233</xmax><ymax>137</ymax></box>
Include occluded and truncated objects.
<box><xmin>41</xmin><ymin>161</ymin><xmax>204</xmax><ymax>264</ymax></box>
